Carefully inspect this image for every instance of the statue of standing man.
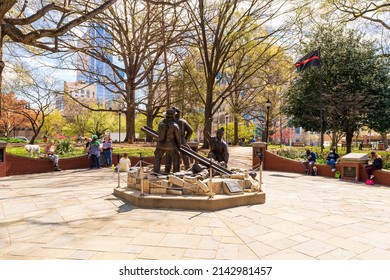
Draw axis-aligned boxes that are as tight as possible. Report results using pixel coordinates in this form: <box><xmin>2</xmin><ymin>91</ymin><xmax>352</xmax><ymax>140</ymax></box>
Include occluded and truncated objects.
<box><xmin>165</xmin><ymin>107</ymin><xmax>193</xmax><ymax>172</ymax></box>
<box><xmin>153</xmin><ymin>108</ymin><xmax>182</xmax><ymax>174</ymax></box>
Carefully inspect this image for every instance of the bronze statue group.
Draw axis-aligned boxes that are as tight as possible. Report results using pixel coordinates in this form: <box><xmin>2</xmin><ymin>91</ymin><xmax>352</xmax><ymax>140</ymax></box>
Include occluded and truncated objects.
<box><xmin>153</xmin><ymin>107</ymin><xmax>229</xmax><ymax>174</ymax></box>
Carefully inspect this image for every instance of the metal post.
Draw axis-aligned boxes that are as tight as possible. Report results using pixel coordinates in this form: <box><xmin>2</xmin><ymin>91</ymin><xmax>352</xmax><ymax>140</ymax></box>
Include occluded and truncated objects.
<box><xmin>118</xmin><ymin>111</ymin><xmax>121</xmax><ymax>143</ymax></box>
<box><xmin>208</xmin><ymin>158</ymin><xmax>213</xmax><ymax>189</ymax></box>
<box><xmin>140</xmin><ymin>153</ymin><xmax>144</xmax><ymax>197</ymax></box>
<box><xmin>318</xmin><ymin>47</ymin><xmax>324</xmax><ymax>151</ymax></box>
<box><xmin>140</xmin><ymin>160</ymin><xmax>144</xmax><ymax>196</ymax></box>
<box><xmin>265</xmin><ymin>99</ymin><xmax>271</xmax><ymax>149</ymax></box>
<box><xmin>258</xmin><ymin>149</ymin><xmax>265</xmax><ymax>192</ymax></box>
<box><xmin>117</xmin><ymin>166</ymin><xmax>120</xmax><ymax>188</ymax></box>
<box><xmin>225</xmin><ymin>113</ymin><xmax>228</xmax><ymax>144</ymax></box>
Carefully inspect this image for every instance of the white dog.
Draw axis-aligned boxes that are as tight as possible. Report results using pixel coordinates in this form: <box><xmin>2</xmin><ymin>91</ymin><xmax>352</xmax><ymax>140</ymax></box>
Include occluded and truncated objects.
<box><xmin>25</xmin><ymin>144</ymin><xmax>41</xmax><ymax>157</ymax></box>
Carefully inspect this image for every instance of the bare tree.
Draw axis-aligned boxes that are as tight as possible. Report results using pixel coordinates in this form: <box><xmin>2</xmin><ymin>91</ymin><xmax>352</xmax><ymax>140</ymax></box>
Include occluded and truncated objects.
<box><xmin>224</xmin><ymin>37</ymin><xmax>292</xmax><ymax>145</ymax></box>
<box><xmin>3</xmin><ymin>62</ymin><xmax>59</xmax><ymax>143</ymax></box>
<box><xmin>318</xmin><ymin>1</ymin><xmax>390</xmax><ymax>57</ymax></box>
<box><xmin>140</xmin><ymin>62</ymin><xmax>167</xmax><ymax>141</ymax></box>
<box><xmin>182</xmin><ymin>0</ymin><xmax>290</xmax><ymax>148</ymax></box>
<box><xmin>331</xmin><ymin>1</ymin><xmax>390</xmax><ymax>31</ymax></box>
<box><xmin>61</xmin><ymin>0</ymin><xmax>187</xmax><ymax>140</ymax></box>
<box><xmin>0</xmin><ymin>0</ymin><xmax>119</xmax><ymax>115</ymax></box>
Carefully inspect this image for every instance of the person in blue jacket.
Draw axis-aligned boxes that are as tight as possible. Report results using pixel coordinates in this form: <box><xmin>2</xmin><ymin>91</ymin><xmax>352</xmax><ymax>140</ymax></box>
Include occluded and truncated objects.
<box><xmin>303</xmin><ymin>149</ymin><xmax>316</xmax><ymax>175</ymax></box>
<box><xmin>326</xmin><ymin>147</ymin><xmax>340</xmax><ymax>172</ymax></box>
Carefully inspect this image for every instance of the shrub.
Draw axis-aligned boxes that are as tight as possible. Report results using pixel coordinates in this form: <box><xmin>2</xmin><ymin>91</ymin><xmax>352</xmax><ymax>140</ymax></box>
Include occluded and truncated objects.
<box><xmin>0</xmin><ymin>137</ymin><xmax>28</xmax><ymax>143</ymax></box>
<box><xmin>274</xmin><ymin>148</ymin><xmax>306</xmax><ymax>160</ymax></box>
<box><xmin>55</xmin><ymin>140</ymin><xmax>74</xmax><ymax>155</ymax></box>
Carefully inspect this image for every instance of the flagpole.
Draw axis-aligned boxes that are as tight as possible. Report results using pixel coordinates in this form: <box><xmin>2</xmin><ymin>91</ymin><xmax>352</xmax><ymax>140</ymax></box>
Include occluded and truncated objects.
<box><xmin>294</xmin><ymin>50</ymin><xmax>322</xmax><ymax>149</ymax></box>
<box><xmin>319</xmin><ymin>47</ymin><xmax>324</xmax><ymax>152</ymax></box>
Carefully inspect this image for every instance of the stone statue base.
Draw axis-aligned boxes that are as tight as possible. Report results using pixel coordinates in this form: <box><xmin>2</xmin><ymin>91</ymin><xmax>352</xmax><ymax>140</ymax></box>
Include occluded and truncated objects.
<box><xmin>113</xmin><ymin>166</ymin><xmax>266</xmax><ymax>211</ymax></box>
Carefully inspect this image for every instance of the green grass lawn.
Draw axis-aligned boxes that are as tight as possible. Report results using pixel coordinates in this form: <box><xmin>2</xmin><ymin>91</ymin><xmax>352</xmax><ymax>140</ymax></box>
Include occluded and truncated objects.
<box><xmin>6</xmin><ymin>145</ymin><xmax>156</xmax><ymax>158</ymax></box>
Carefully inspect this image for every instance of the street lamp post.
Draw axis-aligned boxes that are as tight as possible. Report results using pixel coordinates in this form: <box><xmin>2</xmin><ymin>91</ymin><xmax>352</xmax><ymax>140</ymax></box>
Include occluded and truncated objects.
<box><xmin>118</xmin><ymin>111</ymin><xmax>122</xmax><ymax>143</ymax></box>
<box><xmin>265</xmin><ymin>98</ymin><xmax>271</xmax><ymax>148</ymax></box>
<box><xmin>225</xmin><ymin>113</ymin><xmax>229</xmax><ymax>144</ymax></box>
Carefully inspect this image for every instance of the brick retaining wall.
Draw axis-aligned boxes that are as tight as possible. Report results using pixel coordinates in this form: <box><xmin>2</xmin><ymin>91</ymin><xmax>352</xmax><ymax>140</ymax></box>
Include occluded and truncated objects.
<box><xmin>5</xmin><ymin>154</ymin><xmax>155</xmax><ymax>176</ymax></box>
<box><xmin>4</xmin><ymin>148</ymin><xmax>389</xmax><ymax>188</ymax></box>
<box><xmin>262</xmin><ymin>150</ymin><xmax>390</xmax><ymax>187</ymax></box>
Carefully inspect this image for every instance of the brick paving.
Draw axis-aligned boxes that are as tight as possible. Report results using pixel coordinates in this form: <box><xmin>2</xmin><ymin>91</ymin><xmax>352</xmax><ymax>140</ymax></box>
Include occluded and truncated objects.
<box><xmin>0</xmin><ymin>147</ymin><xmax>389</xmax><ymax>260</ymax></box>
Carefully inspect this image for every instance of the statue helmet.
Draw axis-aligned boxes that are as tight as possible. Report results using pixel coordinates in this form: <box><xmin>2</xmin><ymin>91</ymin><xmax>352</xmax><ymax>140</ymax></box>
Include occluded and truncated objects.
<box><xmin>165</xmin><ymin>108</ymin><xmax>175</xmax><ymax>117</ymax></box>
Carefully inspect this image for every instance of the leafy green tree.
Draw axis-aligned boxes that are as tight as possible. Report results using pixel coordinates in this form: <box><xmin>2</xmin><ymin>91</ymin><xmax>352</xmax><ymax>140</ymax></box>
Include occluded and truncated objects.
<box><xmin>285</xmin><ymin>25</ymin><xmax>390</xmax><ymax>153</ymax></box>
<box><xmin>41</xmin><ymin>109</ymin><xmax>67</xmax><ymax>138</ymax></box>
<box><xmin>366</xmin><ymin>64</ymin><xmax>390</xmax><ymax>149</ymax></box>
<box><xmin>84</xmin><ymin>110</ymin><xmax>118</xmax><ymax>139</ymax></box>
<box><xmin>61</xmin><ymin>106</ymin><xmax>91</xmax><ymax>138</ymax></box>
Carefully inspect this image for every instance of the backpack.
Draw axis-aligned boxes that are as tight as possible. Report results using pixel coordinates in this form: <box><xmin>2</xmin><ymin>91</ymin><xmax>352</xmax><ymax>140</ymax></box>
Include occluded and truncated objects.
<box><xmin>335</xmin><ymin>171</ymin><xmax>341</xmax><ymax>179</ymax></box>
<box><xmin>89</xmin><ymin>141</ymin><xmax>100</xmax><ymax>156</ymax></box>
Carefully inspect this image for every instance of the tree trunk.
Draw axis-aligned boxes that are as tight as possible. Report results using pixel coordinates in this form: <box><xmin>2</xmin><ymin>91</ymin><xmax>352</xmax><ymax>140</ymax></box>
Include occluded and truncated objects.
<box><xmin>202</xmin><ymin>85</ymin><xmax>214</xmax><ymax>149</ymax></box>
<box><xmin>381</xmin><ymin>132</ymin><xmax>388</xmax><ymax>150</ymax></box>
<box><xmin>125</xmin><ymin>103</ymin><xmax>135</xmax><ymax>141</ymax></box>
<box><xmin>202</xmin><ymin>109</ymin><xmax>212</xmax><ymax>149</ymax></box>
<box><xmin>331</xmin><ymin>131</ymin><xmax>337</xmax><ymax>148</ymax></box>
<box><xmin>233</xmin><ymin>114</ymin><xmax>238</xmax><ymax>145</ymax></box>
<box><xmin>145</xmin><ymin>108</ymin><xmax>154</xmax><ymax>142</ymax></box>
<box><xmin>345</xmin><ymin>130</ymin><xmax>354</xmax><ymax>154</ymax></box>
<box><xmin>125</xmin><ymin>87</ymin><xmax>136</xmax><ymax>141</ymax></box>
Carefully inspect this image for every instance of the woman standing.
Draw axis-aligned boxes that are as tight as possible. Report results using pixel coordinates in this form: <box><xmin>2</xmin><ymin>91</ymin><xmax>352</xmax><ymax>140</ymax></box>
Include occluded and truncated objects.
<box><xmin>87</xmin><ymin>135</ymin><xmax>102</xmax><ymax>169</ymax></box>
<box><xmin>102</xmin><ymin>135</ymin><xmax>113</xmax><ymax>168</ymax></box>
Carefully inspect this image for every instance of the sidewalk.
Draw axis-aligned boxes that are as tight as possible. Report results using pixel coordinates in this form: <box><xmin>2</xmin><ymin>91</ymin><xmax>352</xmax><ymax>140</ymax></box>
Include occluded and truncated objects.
<box><xmin>0</xmin><ymin>147</ymin><xmax>390</xmax><ymax>260</ymax></box>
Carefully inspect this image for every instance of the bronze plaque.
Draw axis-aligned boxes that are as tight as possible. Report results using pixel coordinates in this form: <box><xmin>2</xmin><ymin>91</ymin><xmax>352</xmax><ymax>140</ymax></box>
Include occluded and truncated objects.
<box><xmin>343</xmin><ymin>166</ymin><xmax>356</xmax><ymax>178</ymax></box>
<box><xmin>224</xmin><ymin>181</ymin><xmax>243</xmax><ymax>193</ymax></box>
<box><xmin>0</xmin><ymin>149</ymin><xmax>3</xmax><ymax>162</ymax></box>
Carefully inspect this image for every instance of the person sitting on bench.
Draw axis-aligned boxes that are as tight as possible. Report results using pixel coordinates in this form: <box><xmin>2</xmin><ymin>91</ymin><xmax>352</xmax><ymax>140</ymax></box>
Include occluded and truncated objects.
<box><xmin>326</xmin><ymin>147</ymin><xmax>339</xmax><ymax>172</ymax></box>
<box><xmin>44</xmin><ymin>140</ymin><xmax>62</xmax><ymax>172</ymax></box>
<box><xmin>303</xmin><ymin>149</ymin><xmax>316</xmax><ymax>175</ymax></box>
<box><xmin>365</xmin><ymin>151</ymin><xmax>382</xmax><ymax>180</ymax></box>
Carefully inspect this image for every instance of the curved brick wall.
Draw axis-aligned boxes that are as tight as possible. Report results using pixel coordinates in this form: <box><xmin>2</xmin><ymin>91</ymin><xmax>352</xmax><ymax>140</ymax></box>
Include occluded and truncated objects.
<box><xmin>5</xmin><ymin>154</ymin><xmax>155</xmax><ymax>176</ymax></box>
<box><xmin>262</xmin><ymin>150</ymin><xmax>390</xmax><ymax>187</ymax></box>
<box><xmin>4</xmin><ymin>149</ymin><xmax>389</xmax><ymax>187</ymax></box>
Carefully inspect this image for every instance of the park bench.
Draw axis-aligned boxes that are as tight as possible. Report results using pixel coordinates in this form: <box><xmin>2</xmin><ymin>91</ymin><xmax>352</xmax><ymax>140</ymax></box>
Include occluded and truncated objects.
<box><xmin>134</xmin><ymin>138</ymin><xmax>146</xmax><ymax>143</ymax></box>
<box><xmin>292</xmin><ymin>142</ymin><xmax>305</xmax><ymax>147</ymax></box>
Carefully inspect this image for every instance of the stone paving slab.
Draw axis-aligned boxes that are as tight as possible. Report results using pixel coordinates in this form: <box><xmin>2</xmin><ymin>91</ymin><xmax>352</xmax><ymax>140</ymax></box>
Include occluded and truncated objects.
<box><xmin>1</xmin><ymin>147</ymin><xmax>390</xmax><ymax>260</ymax></box>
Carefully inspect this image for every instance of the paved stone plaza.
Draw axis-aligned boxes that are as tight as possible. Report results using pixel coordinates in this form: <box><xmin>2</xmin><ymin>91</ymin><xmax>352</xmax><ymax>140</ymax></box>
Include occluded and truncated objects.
<box><xmin>0</xmin><ymin>147</ymin><xmax>389</xmax><ymax>260</ymax></box>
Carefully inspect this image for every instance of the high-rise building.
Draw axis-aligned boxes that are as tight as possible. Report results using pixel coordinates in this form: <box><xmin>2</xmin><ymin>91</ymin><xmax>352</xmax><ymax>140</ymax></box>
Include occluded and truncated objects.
<box><xmin>57</xmin><ymin>81</ymin><xmax>97</xmax><ymax>116</ymax></box>
<box><xmin>76</xmin><ymin>23</ymin><xmax>119</xmax><ymax>108</ymax></box>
